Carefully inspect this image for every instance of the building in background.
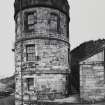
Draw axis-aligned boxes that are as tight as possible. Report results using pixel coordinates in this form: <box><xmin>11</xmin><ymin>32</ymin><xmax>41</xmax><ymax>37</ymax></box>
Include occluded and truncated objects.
<box><xmin>80</xmin><ymin>45</ymin><xmax>105</xmax><ymax>102</ymax></box>
<box><xmin>71</xmin><ymin>39</ymin><xmax>105</xmax><ymax>102</ymax></box>
<box><xmin>14</xmin><ymin>0</ymin><xmax>70</xmax><ymax>105</ymax></box>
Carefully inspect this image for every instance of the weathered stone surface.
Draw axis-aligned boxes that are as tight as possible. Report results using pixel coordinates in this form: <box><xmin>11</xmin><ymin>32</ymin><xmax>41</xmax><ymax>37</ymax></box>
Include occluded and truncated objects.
<box><xmin>14</xmin><ymin>0</ymin><xmax>70</xmax><ymax>105</ymax></box>
<box><xmin>14</xmin><ymin>0</ymin><xmax>70</xmax><ymax>18</ymax></box>
<box><xmin>80</xmin><ymin>51</ymin><xmax>105</xmax><ymax>101</ymax></box>
<box><xmin>15</xmin><ymin>7</ymin><xmax>69</xmax><ymax>42</ymax></box>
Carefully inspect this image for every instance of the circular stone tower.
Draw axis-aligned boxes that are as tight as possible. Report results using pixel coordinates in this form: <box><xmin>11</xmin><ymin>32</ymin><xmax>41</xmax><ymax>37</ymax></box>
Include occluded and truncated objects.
<box><xmin>14</xmin><ymin>0</ymin><xmax>70</xmax><ymax>105</ymax></box>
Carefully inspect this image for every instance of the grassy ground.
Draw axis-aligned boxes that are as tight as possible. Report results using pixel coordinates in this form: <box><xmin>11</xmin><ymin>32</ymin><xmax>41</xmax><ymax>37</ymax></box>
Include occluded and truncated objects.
<box><xmin>0</xmin><ymin>95</ymin><xmax>105</xmax><ymax>105</ymax></box>
<box><xmin>0</xmin><ymin>95</ymin><xmax>14</xmax><ymax>105</ymax></box>
<box><xmin>38</xmin><ymin>101</ymin><xmax>105</xmax><ymax>105</ymax></box>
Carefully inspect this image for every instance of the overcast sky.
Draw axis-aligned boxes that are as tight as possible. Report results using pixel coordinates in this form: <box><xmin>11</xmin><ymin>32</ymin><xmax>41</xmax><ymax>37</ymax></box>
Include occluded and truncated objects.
<box><xmin>0</xmin><ymin>0</ymin><xmax>105</xmax><ymax>78</ymax></box>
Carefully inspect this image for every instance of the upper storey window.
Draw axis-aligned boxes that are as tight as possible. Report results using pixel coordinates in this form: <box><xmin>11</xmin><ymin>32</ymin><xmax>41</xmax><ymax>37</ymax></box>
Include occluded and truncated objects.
<box><xmin>49</xmin><ymin>13</ymin><xmax>60</xmax><ymax>33</ymax></box>
<box><xmin>24</xmin><ymin>11</ymin><xmax>37</xmax><ymax>32</ymax></box>
<box><xmin>26</xmin><ymin>45</ymin><xmax>35</xmax><ymax>61</ymax></box>
<box><xmin>15</xmin><ymin>15</ymin><xmax>21</xmax><ymax>39</ymax></box>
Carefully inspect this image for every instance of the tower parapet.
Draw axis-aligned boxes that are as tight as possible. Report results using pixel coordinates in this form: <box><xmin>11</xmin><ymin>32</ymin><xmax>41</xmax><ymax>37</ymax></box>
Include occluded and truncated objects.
<box><xmin>14</xmin><ymin>0</ymin><xmax>70</xmax><ymax>18</ymax></box>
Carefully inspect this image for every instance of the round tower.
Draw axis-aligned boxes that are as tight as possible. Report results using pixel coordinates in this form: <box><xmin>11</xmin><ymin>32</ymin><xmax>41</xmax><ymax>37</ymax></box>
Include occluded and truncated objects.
<box><xmin>14</xmin><ymin>0</ymin><xmax>70</xmax><ymax>105</ymax></box>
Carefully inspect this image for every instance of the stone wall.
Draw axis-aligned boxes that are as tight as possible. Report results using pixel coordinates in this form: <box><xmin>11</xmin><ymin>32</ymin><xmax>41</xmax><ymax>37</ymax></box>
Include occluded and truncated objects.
<box><xmin>15</xmin><ymin>7</ymin><xmax>70</xmax><ymax>105</ymax></box>
<box><xmin>15</xmin><ymin>7</ymin><xmax>69</xmax><ymax>42</ymax></box>
<box><xmin>80</xmin><ymin>51</ymin><xmax>105</xmax><ymax>102</ymax></box>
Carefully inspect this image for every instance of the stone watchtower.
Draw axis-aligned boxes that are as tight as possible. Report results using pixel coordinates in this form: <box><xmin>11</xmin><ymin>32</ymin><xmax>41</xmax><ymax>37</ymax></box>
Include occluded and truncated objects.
<box><xmin>14</xmin><ymin>0</ymin><xmax>70</xmax><ymax>104</ymax></box>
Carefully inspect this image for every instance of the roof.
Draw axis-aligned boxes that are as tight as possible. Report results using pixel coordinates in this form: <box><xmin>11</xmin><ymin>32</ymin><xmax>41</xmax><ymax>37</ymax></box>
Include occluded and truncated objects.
<box><xmin>80</xmin><ymin>44</ymin><xmax>105</xmax><ymax>62</ymax></box>
<box><xmin>14</xmin><ymin>0</ymin><xmax>70</xmax><ymax>18</ymax></box>
<box><xmin>71</xmin><ymin>39</ymin><xmax>105</xmax><ymax>65</ymax></box>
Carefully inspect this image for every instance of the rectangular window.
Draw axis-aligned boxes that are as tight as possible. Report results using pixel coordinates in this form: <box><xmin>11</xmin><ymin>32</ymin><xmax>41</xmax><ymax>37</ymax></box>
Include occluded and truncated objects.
<box><xmin>24</xmin><ymin>11</ymin><xmax>37</xmax><ymax>32</ymax></box>
<box><xmin>49</xmin><ymin>13</ymin><xmax>60</xmax><ymax>33</ymax></box>
<box><xmin>26</xmin><ymin>45</ymin><xmax>35</xmax><ymax>61</ymax></box>
<box><xmin>27</xmin><ymin>78</ymin><xmax>34</xmax><ymax>91</ymax></box>
<box><xmin>50</xmin><ymin>14</ymin><xmax>57</xmax><ymax>31</ymax></box>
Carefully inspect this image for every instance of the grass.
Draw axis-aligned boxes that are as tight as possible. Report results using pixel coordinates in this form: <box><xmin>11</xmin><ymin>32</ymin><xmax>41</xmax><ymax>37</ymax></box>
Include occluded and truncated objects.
<box><xmin>0</xmin><ymin>95</ymin><xmax>14</xmax><ymax>105</ymax></box>
<box><xmin>0</xmin><ymin>95</ymin><xmax>105</xmax><ymax>105</ymax></box>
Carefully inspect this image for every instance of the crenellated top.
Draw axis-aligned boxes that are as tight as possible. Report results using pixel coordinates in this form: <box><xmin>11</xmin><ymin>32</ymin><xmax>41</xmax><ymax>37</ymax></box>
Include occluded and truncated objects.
<box><xmin>14</xmin><ymin>0</ymin><xmax>70</xmax><ymax>18</ymax></box>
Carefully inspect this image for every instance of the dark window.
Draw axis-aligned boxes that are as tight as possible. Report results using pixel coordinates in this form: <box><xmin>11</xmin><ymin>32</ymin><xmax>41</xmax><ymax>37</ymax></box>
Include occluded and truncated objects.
<box><xmin>24</xmin><ymin>11</ymin><xmax>37</xmax><ymax>32</ymax></box>
<box><xmin>26</xmin><ymin>45</ymin><xmax>35</xmax><ymax>61</ymax></box>
<box><xmin>49</xmin><ymin>13</ymin><xmax>60</xmax><ymax>33</ymax></box>
<box><xmin>27</xmin><ymin>78</ymin><xmax>34</xmax><ymax>91</ymax></box>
